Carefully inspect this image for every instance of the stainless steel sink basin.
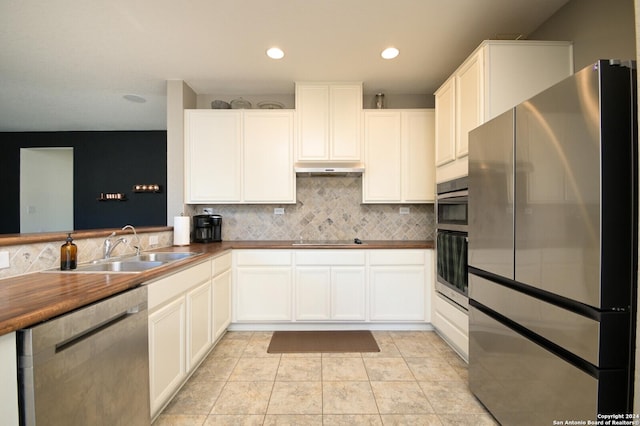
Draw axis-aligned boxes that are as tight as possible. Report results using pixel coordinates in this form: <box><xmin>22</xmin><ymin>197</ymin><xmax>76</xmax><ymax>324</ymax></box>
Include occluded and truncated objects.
<box><xmin>73</xmin><ymin>260</ymin><xmax>166</xmax><ymax>273</ymax></box>
<box><xmin>46</xmin><ymin>251</ymin><xmax>201</xmax><ymax>273</ymax></box>
<box><xmin>128</xmin><ymin>252</ymin><xmax>198</xmax><ymax>262</ymax></box>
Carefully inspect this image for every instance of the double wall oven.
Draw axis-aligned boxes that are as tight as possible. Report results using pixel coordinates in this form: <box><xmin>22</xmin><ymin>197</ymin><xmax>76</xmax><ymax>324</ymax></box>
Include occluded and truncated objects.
<box><xmin>435</xmin><ymin>176</ymin><xmax>468</xmax><ymax>310</ymax></box>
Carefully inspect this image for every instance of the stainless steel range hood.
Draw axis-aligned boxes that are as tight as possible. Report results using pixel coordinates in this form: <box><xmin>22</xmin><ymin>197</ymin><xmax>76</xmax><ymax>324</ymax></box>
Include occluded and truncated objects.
<box><xmin>294</xmin><ymin>163</ymin><xmax>364</xmax><ymax>177</ymax></box>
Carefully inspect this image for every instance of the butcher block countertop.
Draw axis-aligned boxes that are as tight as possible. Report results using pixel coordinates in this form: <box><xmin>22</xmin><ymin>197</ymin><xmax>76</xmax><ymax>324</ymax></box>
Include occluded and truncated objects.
<box><xmin>0</xmin><ymin>240</ymin><xmax>433</xmax><ymax>336</ymax></box>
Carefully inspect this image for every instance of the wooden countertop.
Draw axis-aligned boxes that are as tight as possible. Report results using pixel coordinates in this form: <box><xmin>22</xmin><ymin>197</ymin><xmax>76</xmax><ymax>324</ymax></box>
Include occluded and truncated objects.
<box><xmin>0</xmin><ymin>240</ymin><xmax>433</xmax><ymax>336</ymax></box>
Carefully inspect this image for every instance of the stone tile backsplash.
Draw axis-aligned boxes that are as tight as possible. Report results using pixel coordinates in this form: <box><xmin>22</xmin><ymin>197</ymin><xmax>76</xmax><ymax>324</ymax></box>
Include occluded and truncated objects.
<box><xmin>1</xmin><ymin>178</ymin><xmax>434</xmax><ymax>280</ymax></box>
<box><xmin>189</xmin><ymin>176</ymin><xmax>435</xmax><ymax>241</ymax></box>
<box><xmin>0</xmin><ymin>231</ymin><xmax>173</xmax><ymax>279</ymax></box>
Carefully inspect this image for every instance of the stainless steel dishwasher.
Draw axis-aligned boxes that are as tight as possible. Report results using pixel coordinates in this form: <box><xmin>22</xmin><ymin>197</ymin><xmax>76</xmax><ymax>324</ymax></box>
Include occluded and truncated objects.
<box><xmin>17</xmin><ymin>286</ymin><xmax>150</xmax><ymax>425</ymax></box>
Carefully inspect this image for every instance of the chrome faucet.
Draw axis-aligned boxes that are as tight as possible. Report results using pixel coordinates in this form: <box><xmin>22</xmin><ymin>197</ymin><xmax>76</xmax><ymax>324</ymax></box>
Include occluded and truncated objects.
<box><xmin>103</xmin><ymin>232</ymin><xmax>127</xmax><ymax>259</ymax></box>
<box><xmin>121</xmin><ymin>224</ymin><xmax>140</xmax><ymax>255</ymax></box>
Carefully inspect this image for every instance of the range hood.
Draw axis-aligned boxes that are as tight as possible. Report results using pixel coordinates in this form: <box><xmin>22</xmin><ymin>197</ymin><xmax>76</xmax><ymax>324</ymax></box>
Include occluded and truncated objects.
<box><xmin>294</xmin><ymin>163</ymin><xmax>364</xmax><ymax>177</ymax></box>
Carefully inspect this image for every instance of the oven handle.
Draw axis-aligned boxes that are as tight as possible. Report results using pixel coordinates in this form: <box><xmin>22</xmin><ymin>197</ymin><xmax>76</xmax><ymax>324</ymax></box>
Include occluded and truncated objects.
<box><xmin>436</xmin><ymin>224</ymin><xmax>468</xmax><ymax>233</ymax></box>
<box><xmin>437</xmin><ymin>189</ymin><xmax>468</xmax><ymax>201</ymax></box>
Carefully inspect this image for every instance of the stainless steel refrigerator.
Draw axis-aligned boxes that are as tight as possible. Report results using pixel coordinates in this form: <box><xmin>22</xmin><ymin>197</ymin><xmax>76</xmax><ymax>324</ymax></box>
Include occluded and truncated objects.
<box><xmin>468</xmin><ymin>60</ymin><xmax>637</xmax><ymax>424</ymax></box>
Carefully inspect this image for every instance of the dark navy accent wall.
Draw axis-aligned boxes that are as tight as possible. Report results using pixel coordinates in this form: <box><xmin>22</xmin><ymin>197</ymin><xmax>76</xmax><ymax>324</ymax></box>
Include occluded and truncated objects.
<box><xmin>0</xmin><ymin>131</ymin><xmax>167</xmax><ymax>234</ymax></box>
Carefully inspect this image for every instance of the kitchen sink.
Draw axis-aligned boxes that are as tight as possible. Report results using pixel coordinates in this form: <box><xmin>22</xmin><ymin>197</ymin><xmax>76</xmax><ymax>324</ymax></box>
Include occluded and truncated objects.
<box><xmin>46</xmin><ymin>251</ymin><xmax>202</xmax><ymax>273</ymax></box>
<box><xmin>127</xmin><ymin>252</ymin><xmax>198</xmax><ymax>262</ymax></box>
<box><xmin>72</xmin><ymin>260</ymin><xmax>165</xmax><ymax>273</ymax></box>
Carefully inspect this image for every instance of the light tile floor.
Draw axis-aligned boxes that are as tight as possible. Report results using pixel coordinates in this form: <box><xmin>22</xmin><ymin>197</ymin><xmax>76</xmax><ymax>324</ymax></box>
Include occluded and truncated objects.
<box><xmin>153</xmin><ymin>330</ymin><xmax>498</xmax><ymax>425</ymax></box>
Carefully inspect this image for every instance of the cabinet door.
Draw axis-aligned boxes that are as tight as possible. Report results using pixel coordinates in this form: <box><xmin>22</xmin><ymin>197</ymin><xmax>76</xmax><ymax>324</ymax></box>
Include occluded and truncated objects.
<box><xmin>456</xmin><ymin>50</ymin><xmax>483</xmax><ymax>158</ymax></box>
<box><xmin>330</xmin><ymin>84</ymin><xmax>362</xmax><ymax>160</ymax></box>
<box><xmin>435</xmin><ymin>77</ymin><xmax>456</xmax><ymax>166</ymax></box>
<box><xmin>0</xmin><ymin>333</ymin><xmax>18</xmax><ymax>426</ymax></box>
<box><xmin>184</xmin><ymin>110</ymin><xmax>242</xmax><ymax>203</ymax></box>
<box><xmin>402</xmin><ymin>110</ymin><xmax>435</xmax><ymax>202</ymax></box>
<box><xmin>235</xmin><ymin>267</ymin><xmax>292</xmax><ymax>321</ymax></box>
<box><xmin>296</xmin><ymin>85</ymin><xmax>329</xmax><ymax>160</ymax></box>
<box><xmin>295</xmin><ymin>267</ymin><xmax>331</xmax><ymax>320</ymax></box>
<box><xmin>186</xmin><ymin>281</ymin><xmax>212</xmax><ymax>371</ymax></box>
<box><xmin>331</xmin><ymin>267</ymin><xmax>366</xmax><ymax>320</ymax></box>
<box><xmin>363</xmin><ymin>111</ymin><xmax>402</xmax><ymax>202</ymax></box>
<box><xmin>148</xmin><ymin>297</ymin><xmax>186</xmax><ymax>416</ymax></box>
<box><xmin>484</xmin><ymin>42</ymin><xmax>573</xmax><ymax>120</ymax></box>
<box><xmin>243</xmin><ymin>111</ymin><xmax>295</xmax><ymax>203</ymax></box>
<box><xmin>370</xmin><ymin>266</ymin><xmax>425</xmax><ymax>321</ymax></box>
<box><xmin>212</xmin><ymin>269</ymin><xmax>231</xmax><ymax>341</ymax></box>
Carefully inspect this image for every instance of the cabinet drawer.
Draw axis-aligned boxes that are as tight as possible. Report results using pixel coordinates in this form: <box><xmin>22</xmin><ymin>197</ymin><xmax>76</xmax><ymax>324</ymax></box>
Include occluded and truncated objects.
<box><xmin>148</xmin><ymin>260</ymin><xmax>211</xmax><ymax>310</ymax></box>
<box><xmin>368</xmin><ymin>250</ymin><xmax>425</xmax><ymax>265</ymax></box>
<box><xmin>235</xmin><ymin>250</ymin><xmax>292</xmax><ymax>266</ymax></box>
<box><xmin>212</xmin><ymin>251</ymin><xmax>232</xmax><ymax>275</ymax></box>
<box><xmin>295</xmin><ymin>250</ymin><xmax>365</xmax><ymax>265</ymax></box>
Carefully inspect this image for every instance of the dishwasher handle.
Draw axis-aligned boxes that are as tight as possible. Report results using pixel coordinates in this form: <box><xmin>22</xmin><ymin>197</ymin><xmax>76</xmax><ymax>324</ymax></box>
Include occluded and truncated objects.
<box><xmin>55</xmin><ymin>306</ymin><xmax>140</xmax><ymax>353</ymax></box>
<box><xmin>19</xmin><ymin>286</ymin><xmax>148</xmax><ymax>357</ymax></box>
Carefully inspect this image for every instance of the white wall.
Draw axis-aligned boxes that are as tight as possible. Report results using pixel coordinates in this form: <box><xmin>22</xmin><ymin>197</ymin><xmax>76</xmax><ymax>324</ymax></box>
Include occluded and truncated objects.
<box><xmin>20</xmin><ymin>147</ymin><xmax>73</xmax><ymax>233</ymax></box>
<box><xmin>166</xmin><ymin>80</ymin><xmax>196</xmax><ymax>224</ymax></box>
<box><xmin>530</xmin><ymin>0</ymin><xmax>636</xmax><ymax>69</ymax></box>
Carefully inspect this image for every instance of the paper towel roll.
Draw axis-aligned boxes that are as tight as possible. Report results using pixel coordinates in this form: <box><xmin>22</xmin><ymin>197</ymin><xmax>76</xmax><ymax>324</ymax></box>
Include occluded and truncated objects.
<box><xmin>173</xmin><ymin>216</ymin><xmax>191</xmax><ymax>246</ymax></box>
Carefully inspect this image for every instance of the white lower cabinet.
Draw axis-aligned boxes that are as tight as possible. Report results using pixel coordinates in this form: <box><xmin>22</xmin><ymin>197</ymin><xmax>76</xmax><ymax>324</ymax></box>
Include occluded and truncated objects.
<box><xmin>432</xmin><ymin>293</ymin><xmax>469</xmax><ymax>360</ymax></box>
<box><xmin>295</xmin><ymin>250</ymin><xmax>366</xmax><ymax>321</ymax></box>
<box><xmin>148</xmin><ymin>296</ymin><xmax>186</xmax><ymax>417</ymax></box>
<box><xmin>295</xmin><ymin>267</ymin><xmax>331</xmax><ymax>320</ymax></box>
<box><xmin>212</xmin><ymin>252</ymin><xmax>232</xmax><ymax>341</ymax></box>
<box><xmin>234</xmin><ymin>250</ymin><xmax>293</xmax><ymax>321</ymax></box>
<box><xmin>147</xmin><ymin>260</ymin><xmax>213</xmax><ymax>418</ymax></box>
<box><xmin>330</xmin><ymin>268</ymin><xmax>366</xmax><ymax>320</ymax></box>
<box><xmin>369</xmin><ymin>250</ymin><xmax>431</xmax><ymax>321</ymax></box>
<box><xmin>186</xmin><ymin>281</ymin><xmax>212</xmax><ymax>370</ymax></box>
<box><xmin>0</xmin><ymin>332</ymin><xmax>18</xmax><ymax>426</ymax></box>
<box><xmin>295</xmin><ymin>267</ymin><xmax>366</xmax><ymax>320</ymax></box>
<box><xmin>370</xmin><ymin>267</ymin><xmax>425</xmax><ymax>320</ymax></box>
<box><xmin>232</xmin><ymin>249</ymin><xmax>431</xmax><ymax>325</ymax></box>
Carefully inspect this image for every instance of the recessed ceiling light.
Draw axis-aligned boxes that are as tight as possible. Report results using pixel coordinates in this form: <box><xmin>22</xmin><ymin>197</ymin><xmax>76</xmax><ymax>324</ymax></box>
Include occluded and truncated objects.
<box><xmin>381</xmin><ymin>47</ymin><xmax>399</xmax><ymax>60</ymax></box>
<box><xmin>266</xmin><ymin>47</ymin><xmax>285</xmax><ymax>59</ymax></box>
<box><xmin>123</xmin><ymin>94</ymin><xmax>146</xmax><ymax>103</ymax></box>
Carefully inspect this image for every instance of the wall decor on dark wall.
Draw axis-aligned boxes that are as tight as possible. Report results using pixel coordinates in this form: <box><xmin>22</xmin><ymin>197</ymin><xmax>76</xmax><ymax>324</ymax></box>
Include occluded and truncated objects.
<box><xmin>0</xmin><ymin>131</ymin><xmax>167</xmax><ymax>234</ymax></box>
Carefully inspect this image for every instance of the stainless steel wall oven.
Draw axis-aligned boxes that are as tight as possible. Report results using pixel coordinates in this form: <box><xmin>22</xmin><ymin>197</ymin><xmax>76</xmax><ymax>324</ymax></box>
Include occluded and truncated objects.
<box><xmin>436</xmin><ymin>176</ymin><xmax>468</xmax><ymax>309</ymax></box>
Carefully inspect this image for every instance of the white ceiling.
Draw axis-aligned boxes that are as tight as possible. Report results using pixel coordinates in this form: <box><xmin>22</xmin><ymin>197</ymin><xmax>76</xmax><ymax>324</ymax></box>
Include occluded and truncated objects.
<box><xmin>0</xmin><ymin>0</ymin><xmax>570</xmax><ymax>132</ymax></box>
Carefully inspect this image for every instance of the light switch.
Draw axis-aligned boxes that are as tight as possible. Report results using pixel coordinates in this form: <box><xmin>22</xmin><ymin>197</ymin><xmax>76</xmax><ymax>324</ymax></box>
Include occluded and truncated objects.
<box><xmin>0</xmin><ymin>251</ymin><xmax>9</xmax><ymax>269</ymax></box>
<box><xmin>149</xmin><ymin>236</ymin><xmax>159</xmax><ymax>246</ymax></box>
<box><xmin>399</xmin><ymin>207</ymin><xmax>410</xmax><ymax>215</ymax></box>
<box><xmin>274</xmin><ymin>208</ymin><xmax>285</xmax><ymax>215</ymax></box>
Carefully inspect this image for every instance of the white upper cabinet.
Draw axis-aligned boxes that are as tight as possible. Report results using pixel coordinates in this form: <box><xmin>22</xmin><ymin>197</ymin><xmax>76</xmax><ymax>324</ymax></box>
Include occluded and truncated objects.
<box><xmin>296</xmin><ymin>82</ymin><xmax>362</xmax><ymax>162</ymax></box>
<box><xmin>363</xmin><ymin>111</ymin><xmax>402</xmax><ymax>202</ymax></box>
<box><xmin>435</xmin><ymin>76</ymin><xmax>456</xmax><ymax>166</ymax></box>
<box><xmin>184</xmin><ymin>109</ymin><xmax>295</xmax><ymax>204</ymax></box>
<box><xmin>184</xmin><ymin>110</ymin><xmax>242</xmax><ymax>203</ymax></box>
<box><xmin>402</xmin><ymin>110</ymin><xmax>436</xmax><ymax>202</ymax></box>
<box><xmin>243</xmin><ymin>111</ymin><xmax>295</xmax><ymax>203</ymax></box>
<box><xmin>435</xmin><ymin>40</ymin><xmax>573</xmax><ymax>183</ymax></box>
<box><xmin>455</xmin><ymin>51</ymin><xmax>483</xmax><ymax>159</ymax></box>
<box><xmin>363</xmin><ymin>109</ymin><xmax>435</xmax><ymax>203</ymax></box>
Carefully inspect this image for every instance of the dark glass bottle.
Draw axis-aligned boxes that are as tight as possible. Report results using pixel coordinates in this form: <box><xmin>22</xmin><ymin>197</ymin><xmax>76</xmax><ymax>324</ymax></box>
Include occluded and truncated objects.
<box><xmin>60</xmin><ymin>233</ymin><xmax>77</xmax><ymax>270</ymax></box>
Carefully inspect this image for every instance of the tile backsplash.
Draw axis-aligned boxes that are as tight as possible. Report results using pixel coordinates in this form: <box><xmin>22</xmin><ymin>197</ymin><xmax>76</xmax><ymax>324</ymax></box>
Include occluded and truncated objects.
<box><xmin>189</xmin><ymin>176</ymin><xmax>435</xmax><ymax>241</ymax></box>
<box><xmin>0</xmin><ymin>231</ymin><xmax>173</xmax><ymax>279</ymax></box>
<box><xmin>0</xmin><ymin>178</ymin><xmax>434</xmax><ymax>280</ymax></box>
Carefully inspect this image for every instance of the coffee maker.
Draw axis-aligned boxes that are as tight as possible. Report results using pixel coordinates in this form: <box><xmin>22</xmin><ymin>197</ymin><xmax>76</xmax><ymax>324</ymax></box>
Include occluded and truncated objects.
<box><xmin>193</xmin><ymin>214</ymin><xmax>222</xmax><ymax>243</ymax></box>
